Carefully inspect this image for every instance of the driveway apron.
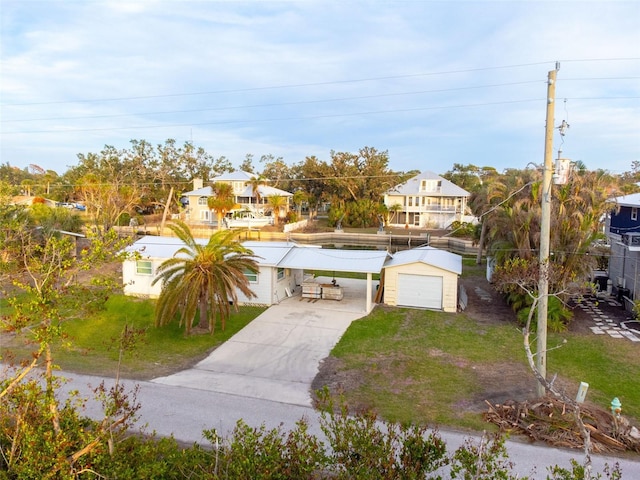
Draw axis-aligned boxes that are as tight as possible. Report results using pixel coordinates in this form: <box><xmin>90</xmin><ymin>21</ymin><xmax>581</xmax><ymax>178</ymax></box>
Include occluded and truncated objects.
<box><xmin>152</xmin><ymin>278</ymin><xmax>373</xmax><ymax>406</ymax></box>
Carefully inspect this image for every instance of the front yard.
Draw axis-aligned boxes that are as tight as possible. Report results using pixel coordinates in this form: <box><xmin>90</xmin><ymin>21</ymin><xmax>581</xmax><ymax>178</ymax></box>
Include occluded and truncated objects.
<box><xmin>3</xmin><ymin>258</ymin><xmax>639</xmax><ymax>444</ymax></box>
<box><xmin>313</xmin><ymin>260</ymin><xmax>640</xmax><ymax>437</ymax></box>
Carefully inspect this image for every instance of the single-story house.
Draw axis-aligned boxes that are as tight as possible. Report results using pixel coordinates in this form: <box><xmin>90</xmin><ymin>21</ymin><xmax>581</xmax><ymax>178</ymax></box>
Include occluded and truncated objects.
<box><xmin>123</xmin><ymin>237</ymin><xmax>306</xmax><ymax>306</ymax></box>
<box><xmin>123</xmin><ymin>236</ymin><xmax>461</xmax><ymax>313</ymax></box>
<box><xmin>381</xmin><ymin>245</ymin><xmax>462</xmax><ymax>312</ymax></box>
<box><xmin>122</xmin><ymin>236</ymin><xmax>388</xmax><ymax>311</ymax></box>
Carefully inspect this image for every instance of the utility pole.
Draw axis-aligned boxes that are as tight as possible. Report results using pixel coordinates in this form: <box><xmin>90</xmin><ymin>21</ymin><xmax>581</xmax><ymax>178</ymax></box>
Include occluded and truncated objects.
<box><xmin>536</xmin><ymin>64</ymin><xmax>559</xmax><ymax>397</ymax></box>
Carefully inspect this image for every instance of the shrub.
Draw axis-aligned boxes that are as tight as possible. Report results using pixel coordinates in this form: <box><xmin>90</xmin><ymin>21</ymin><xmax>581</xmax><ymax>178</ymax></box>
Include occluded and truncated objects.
<box><xmin>317</xmin><ymin>388</ymin><xmax>449</xmax><ymax>479</ymax></box>
<box><xmin>515</xmin><ymin>295</ymin><xmax>573</xmax><ymax>333</ymax></box>
<box><xmin>449</xmin><ymin>221</ymin><xmax>476</xmax><ymax>238</ymax></box>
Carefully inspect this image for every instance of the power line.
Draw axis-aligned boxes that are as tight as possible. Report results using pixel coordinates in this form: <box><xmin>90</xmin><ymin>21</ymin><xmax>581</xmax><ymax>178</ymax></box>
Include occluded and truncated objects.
<box><xmin>1</xmin><ymin>61</ymin><xmax>556</xmax><ymax>107</ymax></box>
<box><xmin>0</xmin><ymin>98</ymin><xmax>545</xmax><ymax>135</ymax></box>
<box><xmin>1</xmin><ymin>80</ymin><xmax>545</xmax><ymax>124</ymax></box>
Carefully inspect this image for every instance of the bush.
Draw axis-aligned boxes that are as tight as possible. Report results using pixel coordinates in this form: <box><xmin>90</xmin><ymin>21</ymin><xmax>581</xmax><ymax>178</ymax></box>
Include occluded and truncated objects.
<box><xmin>449</xmin><ymin>221</ymin><xmax>476</xmax><ymax>238</ymax></box>
<box><xmin>515</xmin><ymin>295</ymin><xmax>574</xmax><ymax>333</ymax></box>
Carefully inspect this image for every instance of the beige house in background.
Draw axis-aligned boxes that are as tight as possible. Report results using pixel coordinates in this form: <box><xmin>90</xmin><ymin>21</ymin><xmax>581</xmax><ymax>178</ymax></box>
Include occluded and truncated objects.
<box><xmin>383</xmin><ymin>170</ymin><xmax>470</xmax><ymax>229</ymax></box>
<box><xmin>181</xmin><ymin>171</ymin><xmax>293</xmax><ymax>224</ymax></box>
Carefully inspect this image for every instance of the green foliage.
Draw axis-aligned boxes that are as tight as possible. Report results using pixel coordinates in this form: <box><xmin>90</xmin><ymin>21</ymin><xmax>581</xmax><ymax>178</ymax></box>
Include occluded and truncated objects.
<box><xmin>317</xmin><ymin>388</ymin><xmax>449</xmax><ymax>479</ymax></box>
<box><xmin>0</xmin><ymin>369</ymin><xmax>140</xmax><ymax>478</ymax></box>
<box><xmin>449</xmin><ymin>433</ymin><xmax>521</xmax><ymax>480</ymax></box>
<box><xmin>284</xmin><ymin>210</ymin><xmax>298</xmax><ymax>223</ymax></box>
<box><xmin>153</xmin><ymin>221</ymin><xmax>259</xmax><ymax>335</ymax></box>
<box><xmin>515</xmin><ymin>296</ymin><xmax>574</xmax><ymax>333</ymax></box>
<box><xmin>449</xmin><ymin>221</ymin><xmax>476</xmax><ymax>238</ymax></box>
<box><xmin>1</xmin><ymin>365</ymin><xmax>626</xmax><ymax>478</ymax></box>
<box><xmin>30</xmin><ymin>203</ymin><xmax>84</xmax><ymax>233</ymax></box>
<box><xmin>209</xmin><ymin>419</ymin><xmax>326</xmax><ymax>479</ymax></box>
<box><xmin>328</xmin><ymin>199</ymin><xmax>382</xmax><ymax>228</ymax></box>
<box><xmin>547</xmin><ymin>459</ymin><xmax>622</xmax><ymax>480</ymax></box>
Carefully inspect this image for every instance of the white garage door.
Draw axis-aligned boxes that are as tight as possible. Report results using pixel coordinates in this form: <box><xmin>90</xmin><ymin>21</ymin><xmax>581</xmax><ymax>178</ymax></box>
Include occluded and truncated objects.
<box><xmin>397</xmin><ymin>273</ymin><xmax>443</xmax><ymax>309</ymax></box>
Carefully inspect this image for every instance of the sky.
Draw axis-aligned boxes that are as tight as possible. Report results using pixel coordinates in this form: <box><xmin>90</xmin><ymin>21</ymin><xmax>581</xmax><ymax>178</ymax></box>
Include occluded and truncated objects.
<box><xmin>1</xmin><ymin>1</ymin><xmax>639</xmax><ymax>177</ymax></box>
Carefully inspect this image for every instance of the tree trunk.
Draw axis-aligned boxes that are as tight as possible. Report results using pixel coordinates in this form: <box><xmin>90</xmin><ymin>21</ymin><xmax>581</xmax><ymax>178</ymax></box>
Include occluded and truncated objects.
<box><xmin>476</xmin><ymin>221</ymin><xmax>487</xmax><ymax>265</ymax></box>
<box><xmin>197</xmin><ymin>294</ymin><xmax>210</xmax><ymax>332</ymax></box>
<box><xmin>45</xmin><ymin>343</ymin><xmax>61</xmax><ymax>435</ymax></box>
<box><xmin>160</xmin><ymin>187</ymin><xmax>174</xmax><ymax>235</ymax></box>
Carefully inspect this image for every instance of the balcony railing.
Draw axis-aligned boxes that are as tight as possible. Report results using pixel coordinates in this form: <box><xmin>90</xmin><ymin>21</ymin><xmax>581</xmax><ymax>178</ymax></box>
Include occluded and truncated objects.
<box><xmin>404</xmin><ymin>205</ymin><xmax>457</xmax><ymax>213</ymax></box>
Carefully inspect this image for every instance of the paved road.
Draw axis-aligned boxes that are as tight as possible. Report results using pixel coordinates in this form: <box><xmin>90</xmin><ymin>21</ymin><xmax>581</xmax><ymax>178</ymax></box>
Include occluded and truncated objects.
<box><xmin>54</xmin><ymin>370</ymin><xmax>640</xmax><ymax>478</ymax></box>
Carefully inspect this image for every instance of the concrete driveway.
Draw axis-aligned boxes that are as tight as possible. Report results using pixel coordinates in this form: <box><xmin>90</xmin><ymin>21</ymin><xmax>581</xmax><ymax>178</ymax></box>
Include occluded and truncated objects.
<box><xmin>152</xmin><ymin>277</ymin><xmax>375</xmax><ymax>406</ymax></box>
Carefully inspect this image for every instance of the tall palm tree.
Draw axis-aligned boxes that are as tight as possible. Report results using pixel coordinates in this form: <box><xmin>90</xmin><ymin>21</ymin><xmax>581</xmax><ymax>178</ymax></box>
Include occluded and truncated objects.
<box><xmin>292</xmin><ymin>189</ymin><xmax>308</xmax><ymax>218</ymax></box>
<box><xmin>207</xmin><ymin>182</ymin><xmax>237</xmax><ymax>230</ymax></box>
<box><xmin>247</xmin><ymin>174</ymin><xmax>267</xmax><ymax>209</ymax></box>
<box><xmin>152</xmin><ymin>221</ymin><xmax>258</xmax><ymax>335</ymax></box>
<box><xmin>483</xmin><ymin>167</ymin><xmax>619</xmax><ymax>292</ymax></box>
<box><xmin>266</xmin><ymin>194</ymin><xmax>287</xmax><ymax>226</ymax></box>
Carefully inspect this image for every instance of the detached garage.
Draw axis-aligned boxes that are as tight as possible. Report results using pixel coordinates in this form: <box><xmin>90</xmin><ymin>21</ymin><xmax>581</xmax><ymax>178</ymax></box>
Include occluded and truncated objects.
<box><xmin>382</xmin><ymin>246</ymin><xmax>462</xmax><ymax>312</ymax></box>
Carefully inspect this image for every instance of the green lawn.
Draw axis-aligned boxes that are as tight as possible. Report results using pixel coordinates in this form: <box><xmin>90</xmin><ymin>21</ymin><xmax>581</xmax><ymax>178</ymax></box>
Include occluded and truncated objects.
<box><xmin>3</xmin><ymin>264</ymin><xmax>638</xmax><ymax>435</ymax></box>
<box><xmin>327</xmin><ymin>299</ymin><xmax>640</xmax><ymax>432</ymax></box>
<box><xmin>4</xmin><ymin>294</ymin><xmax>266</xmax><ymax>380</ymax></box>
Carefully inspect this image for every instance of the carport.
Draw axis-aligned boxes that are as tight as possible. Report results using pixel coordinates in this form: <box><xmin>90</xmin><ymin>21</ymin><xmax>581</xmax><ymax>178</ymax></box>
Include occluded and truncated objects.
<box><xmin>278</xmin><ymin>247</ymin><xmax>389</xmax><ymax>312</ymax></box>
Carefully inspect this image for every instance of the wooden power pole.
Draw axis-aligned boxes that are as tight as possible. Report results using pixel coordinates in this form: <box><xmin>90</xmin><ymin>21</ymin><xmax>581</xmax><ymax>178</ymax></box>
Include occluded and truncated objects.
<box><xmin>536</xmin><ymin>65</ymin><xmax>559</xmax><ymax>397</ymax></box>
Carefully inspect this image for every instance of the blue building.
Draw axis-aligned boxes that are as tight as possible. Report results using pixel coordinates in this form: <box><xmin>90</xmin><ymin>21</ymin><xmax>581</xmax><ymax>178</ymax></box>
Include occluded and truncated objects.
<box><xmin>606</xmin><ymin>193</ymin><xmax>640</xmax><ymax>310</ymax></box>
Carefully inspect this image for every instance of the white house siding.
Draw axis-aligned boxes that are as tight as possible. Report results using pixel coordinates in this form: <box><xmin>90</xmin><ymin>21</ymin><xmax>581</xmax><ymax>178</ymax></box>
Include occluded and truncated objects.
<box><xmin>122</xmin><ymin>258</ymin><xmax>164</xmax><ymax>298</ymax></box>
<box><xmin>124</xmin><ymin>261</ymin><xmax>296</xmax><ymax>307</ymax></box>
<box><xmin>383</xmin><ymin>262</ymin><xmax>458</xmax><ymax>312</ymax></box>
<box><xmin>274</xmin><ymin>268</ymin><xmax>299</xmax><ymax>304</ymax></box>
<box><xmin>234</xmin><ymin>266</ymin><xmax>274</xmax><ymax>306</ymax></box>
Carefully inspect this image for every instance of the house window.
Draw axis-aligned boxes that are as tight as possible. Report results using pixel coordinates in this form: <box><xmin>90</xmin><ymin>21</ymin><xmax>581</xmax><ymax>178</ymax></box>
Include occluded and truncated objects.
<box><xmin>632</xmin><ymin>208</ymin><xmax>638</xmax><ymax>221</ymax></box>
<box><xmin>408</xmin><ymin>197</ymin><xmax>413</xmax><ymax>207</ymax></box>
<box><xmin>200</xmin><ymin>210</ymin><xmax>210</xmax><ymax>221</ymax></box>
<box><xmin>277</xmin><ymin>268</ymin><xmax>285</xmax><ymax>280</ymax></box>
<box><xmin>136</xmin><ymin>260</ymin><xmax>153</xmax><ymax>275</ymax></box>
<box><xmin>244</xmin><ymin>268</ymin><xmax>258</xmax><ymax>283</ymax></box>
<box><xmin>198</xmin><ymin>196</ymin><xmax>208</xmax><ymax>206</ymax></box>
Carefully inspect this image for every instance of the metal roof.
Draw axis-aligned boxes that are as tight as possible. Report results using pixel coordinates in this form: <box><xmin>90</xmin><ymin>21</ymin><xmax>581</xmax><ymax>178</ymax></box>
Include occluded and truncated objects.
<box><xmin>241</xmin><ymin>241</ymin><xmax>312</xmax><ymax>266</ymax></box>
<box><xmin>387</xmin><ymin>170</ymin><xmax>469</xmax><ymax>197</ymax></box>
<box><xmin>181</xmin><ymin>184</ymin><xmax>292</xmax><ymax>198</ymax></box>
<box><xmin>384</xmin><ymin>245</ymin><xmax>462</xmax><ymax>274</ymax></box>
<box><xmin>123</xmin><ymin>235</ymin><xmax>208</xmax><ymax>259</ymax></box>
<box><xmin>238</xmin><ymin>184</ymin><xmax>293</xmax><ymax>198</ymax></box>
<box><xmin>611</xmin><ymin>193</ymin><xmax>640</xmax><ymax>208</ymax></box>
<box><xmin>213</xmin><ymin>170</ymin><xmax>256</xmax><ymax>181</ymax></box>
<box><xmin>278</xmin><ymin>247</ymin><xmax>389</xmax><ymax>274</ymax></box>
<box><xmin>125</xmin><ymin>237</ymin><xmax>459</xmax><ymax>275</ymax></box>
<box><xmin>182</xmin><ymin>186</ymin><xmax>214</xmax><ymax>196</ymax></box>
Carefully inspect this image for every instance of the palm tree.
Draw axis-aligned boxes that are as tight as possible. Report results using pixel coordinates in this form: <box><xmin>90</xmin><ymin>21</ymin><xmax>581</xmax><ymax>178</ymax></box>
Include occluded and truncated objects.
<box><xmin>247</xmin><ymin>174</ymin><xmax>267</xmax><ymax>210</ymax></box>
<box><xmin>152</xmin><ymin>221</ymin><xmax>258</xmax><ymax>335</ymax></box>
<box><xmin>292</xmin><ymin>189</ymin><xmax>308</xmax><ymax>218</ymax></box>
<box><xmin>387</xmin><ymin>203</ymin><xmax>402</xmax><ymax>226</ymax></box>
<box><xmin>266</xmin><ymin>194</ymin><xmax>287</xmax><ymax>226</ymax></box>
<box><xmin>207</xmin><ymin>182</ymin><xmax>237</xmax><ymax>230</ymax></box>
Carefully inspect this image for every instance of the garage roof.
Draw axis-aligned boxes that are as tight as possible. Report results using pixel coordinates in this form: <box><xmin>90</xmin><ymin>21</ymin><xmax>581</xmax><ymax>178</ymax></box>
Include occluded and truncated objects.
<box><xmin>384</xmin><ymin>245</ymin><xmax>462</xmax><ymax>275</ymax></box>
<box><xmin>279</xmin><ymin>247</ymin><xmax>389</xmax><ymax>274</ymax></box>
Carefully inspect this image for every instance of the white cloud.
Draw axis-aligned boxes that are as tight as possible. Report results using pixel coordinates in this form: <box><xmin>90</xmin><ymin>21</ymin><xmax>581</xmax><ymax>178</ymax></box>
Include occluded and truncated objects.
<box><xmin>1</xmin><ymin>1</ymin><xmax>638</xmax><ymax>175</ymax></box>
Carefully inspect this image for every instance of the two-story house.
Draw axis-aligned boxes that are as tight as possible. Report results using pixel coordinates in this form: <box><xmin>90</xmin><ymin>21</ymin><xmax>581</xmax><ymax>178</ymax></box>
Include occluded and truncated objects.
<box><xmin>606</xmin><ymin>193</ymin><xmax>640</xmax><ymax>307</ymax></box>
<box><xmin>383</xmin><ymin>170</ymin><xmax>470</xmax><ymax>229</ymax></box>
<box><xmin>181</xmin><ymin>172</ymin><xmax>293</xmax><ymax>224</ymax></box>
